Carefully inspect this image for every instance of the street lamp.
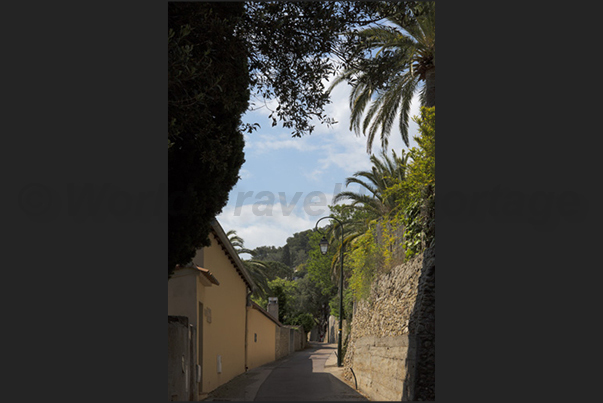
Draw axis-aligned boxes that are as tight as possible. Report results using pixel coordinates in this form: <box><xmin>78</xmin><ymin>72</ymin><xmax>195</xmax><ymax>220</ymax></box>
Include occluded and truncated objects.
<box><xmin>319</xmin><ymin>236</ymin><xmax>329</xmax><ymax>255</ymax></box>
<box><xmin>314</xmin><ymin>216</ymin><xmax>344</xmax><ymax>367</ymax></box>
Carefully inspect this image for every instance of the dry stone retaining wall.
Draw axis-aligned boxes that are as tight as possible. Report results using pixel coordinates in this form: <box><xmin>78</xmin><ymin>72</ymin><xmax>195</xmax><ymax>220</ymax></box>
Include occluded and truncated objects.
<box><xmin>343</xmin><ymin>244</ymin><xmax>435</xmax><ymax>401</ymax></box>
<box><xmin>275</xmin><ymin>325</ymin><xmax>306</xmax><ymax>360</ymax></box>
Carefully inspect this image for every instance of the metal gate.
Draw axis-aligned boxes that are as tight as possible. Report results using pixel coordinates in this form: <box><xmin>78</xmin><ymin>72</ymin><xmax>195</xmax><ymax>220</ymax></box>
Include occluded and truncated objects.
<box><xmin>168</xmin><ymin>316</ymin><xmax>198</xmax><ymax>401</ymax></box>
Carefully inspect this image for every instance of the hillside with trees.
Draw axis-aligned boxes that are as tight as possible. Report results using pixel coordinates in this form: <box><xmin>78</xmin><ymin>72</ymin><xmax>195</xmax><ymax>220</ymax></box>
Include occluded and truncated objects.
<box><xmin>250</xmin><ymin>230</ymin><xmax>313</xmax><ymax>272</ymax></box>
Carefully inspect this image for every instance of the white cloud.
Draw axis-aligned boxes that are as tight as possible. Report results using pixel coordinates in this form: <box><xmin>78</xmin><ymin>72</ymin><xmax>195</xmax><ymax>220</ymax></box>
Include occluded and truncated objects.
<box><xmin>238</xmin><ymin>169</ymin><xmax>253</xmax><ymax>180</ymax></box>
<box><xmin>249</xmin><ymin>132</ymin><xmax>319</xmax><ymax>154</ymax></box>
<box><xmin>217</xmin><ymin>183</ymin><xmax>363</xmax><ymax>251</ymax></box>
<box><xmin>302</xmin><ymin>167</ymin><xmax>327</xmax><ymax>184</ymax></box>
<box><xmin>217</xmin><ymin>204</ymin><xmax>322</xmax><ymax>250</ymax></box>
<box><xmin>308</xmin><ymin>84</ymin><xmax>422</xmax><ymax>183</ymax></box>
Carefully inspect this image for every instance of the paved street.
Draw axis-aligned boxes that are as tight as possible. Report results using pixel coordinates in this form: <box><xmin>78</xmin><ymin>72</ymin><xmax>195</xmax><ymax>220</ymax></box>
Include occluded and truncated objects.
<box><xmin>202</xmin><ymin>342</ymin><xmax>368</xmax><ymax>401</ymax></box>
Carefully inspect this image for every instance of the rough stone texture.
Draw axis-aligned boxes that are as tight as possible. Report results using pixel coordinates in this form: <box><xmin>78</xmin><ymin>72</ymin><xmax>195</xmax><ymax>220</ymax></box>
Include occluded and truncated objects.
<box><xmin>275</xmin><ymin>325</ymin><xmax>306</xmax><ymax>360</ymax></box>
<box><xmin>326</xmin><ymin>316</ymin><xmax>348</xmax><ymax>344</ymax></box>
<box><xmin>275</xmin><ymin>326</ymin><xmax>288</xmax><ymax>360</ymax></box>
<box><xmin>292</xmin><ymin>326</ymin><xmax>306</xmax><ymax>351</ymax></box>
<box><xmin>343</xmin><ymin>244</ymin><xmax>435</xmax><ymax>401</ymax></box>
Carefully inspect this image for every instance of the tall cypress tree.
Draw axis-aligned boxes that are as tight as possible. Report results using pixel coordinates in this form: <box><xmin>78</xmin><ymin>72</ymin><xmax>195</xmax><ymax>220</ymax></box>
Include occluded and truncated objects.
<box><xmin>282</xmin><ymin>244</ymin><xmax>292</xmax><ymax>268</ymax></box>
<box><xmin>168</xmin><ymin>2</ymin><xmax>250</xmax><ymax>278</ymax></box>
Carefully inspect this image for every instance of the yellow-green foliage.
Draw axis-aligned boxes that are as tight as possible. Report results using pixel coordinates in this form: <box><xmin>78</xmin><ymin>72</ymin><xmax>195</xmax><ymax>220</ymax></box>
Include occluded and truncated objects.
<box><xmin>380</xmin><ymin>217</ymin><xmax>403</xmax><ymax>268</ymax></box>
<box><xmin>407</xmin><ymin>106</ymin><xmax>435</xmax><ymax>193</ymax></box>
<box><xmin>348</xmin><ymin>227</ymin><xmax>381</xmax><ymax>301</ymax></box>
<box><xmin>347</xmin><ymin>218</ymin><xmax>404</xmax><ymax>300</ymax></box>
<box><xmin>383</xmin><ymin>106</ymin><xmax>435</xmax><ymax>208</ymax></box>
<box><xmin>382</xmin><ymin>107</ymin><xmax>435</xmax><ymax>259</ymax></box>
<box><xmin>402</xmin><ymin>107</ymin><xmax>435</xmax><ymax>258</ymax></box>
<box><xmin>346</xmin><ymin>107</ymin><xmax>435</xmax><ymax>301</ymax></box>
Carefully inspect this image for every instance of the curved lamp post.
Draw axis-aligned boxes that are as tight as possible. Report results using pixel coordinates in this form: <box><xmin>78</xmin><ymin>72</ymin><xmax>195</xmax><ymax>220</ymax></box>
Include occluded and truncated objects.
<box><xmin>314</xmin><ymin>216</ymin><xmax>344</xmax><ymax>367</ymax></box>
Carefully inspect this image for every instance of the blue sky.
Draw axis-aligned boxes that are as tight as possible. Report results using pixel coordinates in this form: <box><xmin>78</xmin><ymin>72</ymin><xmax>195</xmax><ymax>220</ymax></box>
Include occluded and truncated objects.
<box><xmin>217</xmin><ymin>78</ymin><xmax>421</xmax><ymax>253</ymax></box>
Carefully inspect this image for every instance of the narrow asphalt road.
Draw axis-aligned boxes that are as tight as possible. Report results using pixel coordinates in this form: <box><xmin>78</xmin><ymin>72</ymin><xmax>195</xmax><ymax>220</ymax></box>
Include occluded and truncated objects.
<box><xmin>203</xmin><ymin>342</ymin><xmax>368</xmax><ymax>401</ymax></box>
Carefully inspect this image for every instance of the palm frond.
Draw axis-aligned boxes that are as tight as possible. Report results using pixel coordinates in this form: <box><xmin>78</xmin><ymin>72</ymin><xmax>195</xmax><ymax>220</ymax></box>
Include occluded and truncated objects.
<box><xmin>331</xmin><ymin>3</ymin><xmax>435</xmax><ymax>152</ymax></box>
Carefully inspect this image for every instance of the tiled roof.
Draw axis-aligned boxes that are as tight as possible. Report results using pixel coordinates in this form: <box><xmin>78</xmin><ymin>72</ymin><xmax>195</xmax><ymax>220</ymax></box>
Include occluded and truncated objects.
<box><xmin>174</xmin><ymin>264</ymin><xmax>220</xmax><ymax>285</ymax></box>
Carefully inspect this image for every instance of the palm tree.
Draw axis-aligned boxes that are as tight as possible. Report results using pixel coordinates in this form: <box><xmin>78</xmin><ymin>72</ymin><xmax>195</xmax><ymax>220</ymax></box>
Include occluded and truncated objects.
<box><xmin>329</xmin><ymin>2</ymin><xmax>435</xmax><ymax>152</ymax></box>
<box><xmin>333</xmin><ymin>150</ymin><xmax>408</xmax><ymax>218</ymax></box>
<box><xmin>226</xmin><ymin>229</ymin><xmax>246</xmax><ymax>253</ymax></box>
<box><xmin>226</xmin><ymin>230</ymin><xmax>271</xmax><ymax>298</ymax></box>
<box><xmin>327</xmin><ymin>150</ymin><xmax>408</xmax><ymax>277</ymax></box>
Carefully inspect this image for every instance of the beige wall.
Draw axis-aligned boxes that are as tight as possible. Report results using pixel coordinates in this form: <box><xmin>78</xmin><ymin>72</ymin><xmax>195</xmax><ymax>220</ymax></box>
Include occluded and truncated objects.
<box><xmin>167</xmin><ymin>268</ymin><xmax>200</xmax><ymax>331</ymax></box>
<box><xmin>196</xmin><ymin>233</ymin><xmax>248</xmax><ymax>395</ymax></box>
<box><xmin>246</xmin><ymin>307</ymin><xmax>276</xmax><ymax>370</ymax></box>
<box><xmin>168</xmin><ymin>231</ymin><xmax>250</xmax><ymax>398</ymax></box>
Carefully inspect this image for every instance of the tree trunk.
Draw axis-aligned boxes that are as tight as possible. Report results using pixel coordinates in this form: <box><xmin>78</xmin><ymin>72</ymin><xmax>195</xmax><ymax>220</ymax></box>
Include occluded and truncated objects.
<box><xmin>424</xmin><ymin>68</ymin><xmax>435</xmax><ymax>108</ymax></box>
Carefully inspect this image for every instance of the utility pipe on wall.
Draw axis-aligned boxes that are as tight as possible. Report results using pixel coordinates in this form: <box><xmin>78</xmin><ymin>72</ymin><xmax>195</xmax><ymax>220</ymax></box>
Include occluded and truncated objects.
<box><xmin>244</xmin><ymin>288</ymin><xmax>252</xmax><ymax>371</ymax></box>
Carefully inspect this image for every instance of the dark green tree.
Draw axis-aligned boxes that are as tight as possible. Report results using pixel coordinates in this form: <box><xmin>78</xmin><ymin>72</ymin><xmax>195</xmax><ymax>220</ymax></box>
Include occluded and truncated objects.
<box><xmin>168</xmin><ymin>2</ymin><xmax>250</xmax><ymax>278</ymax></box>
<box><xmin>240</xmin><ymin>1</ymin><xmax>390</xmax><ymax>137</ymax></box>
<box><xmin>284</xmin><ymin>230</ymin><xmax>312</xmax><ymax>268</ymax></box>
<box><xmin>262</xmin><ymin>261</ymin><xmax>293</xmax><ymax>281</ymax></box>
<box><xmin>248</xmin><ymin>229</ymin><xmax>313</xmax><ymax>271</ymax></box>
<box><xmin>251</xmin><ymin>245</ymin><xmax>280</xmax><ymax>262</ymax></box>
<box><xmin>269</xmin><ymin>277</ymin><xmax>298</xmax><ymax>325</ymax></box>
<box><xmin>282</xmin><ymin>244</ymin><xmax>292</xmax><ymax>268</ymax></box>
<box><xmin>290</xmin><ymin>312</ymin><xmax>317</xmax><ymax>335</ymax></box>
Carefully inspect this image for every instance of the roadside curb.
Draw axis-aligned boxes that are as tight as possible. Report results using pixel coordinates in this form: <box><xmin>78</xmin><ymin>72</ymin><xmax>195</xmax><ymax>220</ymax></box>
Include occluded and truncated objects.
<box><xmin>324</xmin><ymin>350</ymin><xmax>338</xmax><ymax>368</ymax></box>
<box><xmin>321</xmin><ymin>355</ymin><xmax>372</xmax><ymax>401</ymax></box>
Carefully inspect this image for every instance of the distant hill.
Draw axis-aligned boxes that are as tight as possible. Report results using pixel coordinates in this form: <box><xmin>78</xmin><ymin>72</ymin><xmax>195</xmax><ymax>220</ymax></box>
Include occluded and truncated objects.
<box><xmin>251</xmin><ymin>229</ymin><xmax>313</xmax><ymax>272</ymax></box>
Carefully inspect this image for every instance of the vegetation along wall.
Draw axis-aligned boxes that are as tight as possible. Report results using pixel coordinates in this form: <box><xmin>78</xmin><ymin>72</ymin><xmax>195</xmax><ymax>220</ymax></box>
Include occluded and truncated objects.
<box><xmin>343</xmin><ymin>243</ymin><xmax>435</xmax><ymax>401</ymax></box>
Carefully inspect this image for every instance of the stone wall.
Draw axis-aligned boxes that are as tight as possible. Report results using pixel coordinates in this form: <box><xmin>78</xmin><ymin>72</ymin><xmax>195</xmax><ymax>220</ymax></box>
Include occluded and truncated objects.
<box><xmin>275</xmin><ymin>325</ymin><xmax>306</xmax><ymax>360</ymax></box>
<box><xmin>292</xmin><ymin>326</ymin><xmax>306</xmax><ymax>351</ymax></box>
<box><xmin>326</xmin><ymin>315</ymin><xmax>348</xmax><ymax>344</ymax></box>
<box><xmin>343</xmin><ymin>244</ymin><xmax>435</xmax><ymax>401</ymax></box>
<box><xmin>275</xmin><ymin>325</ymin><xmax>288</xmax><ymax>360</ymax></box>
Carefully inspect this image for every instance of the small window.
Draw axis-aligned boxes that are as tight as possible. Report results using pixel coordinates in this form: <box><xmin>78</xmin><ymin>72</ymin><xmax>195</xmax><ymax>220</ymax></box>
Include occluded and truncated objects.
<box><xmin>254</xmin><ymin>333</ymin><xmax>257</xmax><ymax>342</ymax></box>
